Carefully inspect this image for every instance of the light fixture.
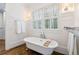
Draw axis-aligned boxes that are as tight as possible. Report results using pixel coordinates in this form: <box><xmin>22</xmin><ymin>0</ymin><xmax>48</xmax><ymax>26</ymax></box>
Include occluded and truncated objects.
<box><xmin>61</xmin><ymin>3</ymin><xmax>74</xmax><ymax>13</ymax></box>
<box><xmin>23</xmin><ymin>10</ymin><xmax>32</xmax><ymax>21</ymax></box>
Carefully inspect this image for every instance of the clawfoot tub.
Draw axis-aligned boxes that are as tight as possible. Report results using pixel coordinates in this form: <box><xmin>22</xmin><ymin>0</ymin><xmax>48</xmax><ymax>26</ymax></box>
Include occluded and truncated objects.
<box><xmin>24</xmin><ymin>37</ymin><xmax>58</xmax><ymax>55</ymax></box>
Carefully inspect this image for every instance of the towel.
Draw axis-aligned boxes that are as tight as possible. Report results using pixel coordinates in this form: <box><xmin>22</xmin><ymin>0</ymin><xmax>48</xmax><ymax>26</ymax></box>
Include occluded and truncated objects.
<box><xmin>68</xmin><ymin>32</ymin><xmax>77</xmax><ymax>55</ymax></box>
<box><xmin>43</xmin><ymin>41</ymin><xmax>51</xmax><ymax>47</ymax></box>
<box><xmin>73</xmin><ymin>36</ymin><xmax>77</xmax><ymax>55</ymax></box>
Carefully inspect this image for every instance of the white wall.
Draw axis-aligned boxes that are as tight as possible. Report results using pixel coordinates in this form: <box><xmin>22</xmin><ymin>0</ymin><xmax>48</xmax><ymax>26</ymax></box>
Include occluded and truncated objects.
<box><xmin>0</xmin><ymin>13</ymin><xmax>5</xmax><ymax>39</ymax></box>
<box><xmin>5</xmin><ymin>3</ymin><xmax>27</xmax><ymax>50</ymax></box>
<box><xmin>74</xmin><ymin>4</ymin><xmax>79</xmax><ymax>54</ymax></box>
<box><xmin>26</xmin><ymin>4</ymin><xmax>75</xmax><ymax>54</ymax></box>
<box><xmin>0</xmin><ymin>13</ymin><xmax>3</xmax><ymax>27</ymax></box>
<box><xmin>74</xmin><ymin>4</ymin><xmax>79</xmax><ymax>27</ymax></box>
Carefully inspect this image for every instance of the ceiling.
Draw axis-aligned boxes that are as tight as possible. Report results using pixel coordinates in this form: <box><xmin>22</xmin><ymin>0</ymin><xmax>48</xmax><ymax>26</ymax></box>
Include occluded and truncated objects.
<box><xmin>24</xmin><ymin>3</ymin><xmax>51</xmax><ymax>10</ymax></box>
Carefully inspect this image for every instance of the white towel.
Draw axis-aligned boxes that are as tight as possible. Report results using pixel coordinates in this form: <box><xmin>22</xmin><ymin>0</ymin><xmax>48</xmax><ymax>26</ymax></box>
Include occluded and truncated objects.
<box><xmin>73</xmin><ymin>36</ymin><xmax>77</xmax><ymax>55</ymax></box>
<box><xmin>68</xmin><ymin>32</ymin><xmax>77</xmax><ymax>55</ymax></box>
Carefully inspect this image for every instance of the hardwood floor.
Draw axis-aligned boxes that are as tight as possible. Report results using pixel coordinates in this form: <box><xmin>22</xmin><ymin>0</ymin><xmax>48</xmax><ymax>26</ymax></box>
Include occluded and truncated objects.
<box><xmin>0</xmin><ymin>40</ymin><xmax>5</xmax><ymax>53</ymax></box>
<box><xmin>0</xmin><ymin>44</ymin><xmax>63</xmax><ymax>55</ymax></box>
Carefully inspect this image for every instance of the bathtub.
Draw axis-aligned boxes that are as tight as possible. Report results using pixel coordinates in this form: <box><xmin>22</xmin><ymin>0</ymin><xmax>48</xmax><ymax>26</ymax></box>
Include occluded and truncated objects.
<box><xmin>24</xmin><ymin>37</ymin><xmax>58</xmax><ymax>55</ymax></box>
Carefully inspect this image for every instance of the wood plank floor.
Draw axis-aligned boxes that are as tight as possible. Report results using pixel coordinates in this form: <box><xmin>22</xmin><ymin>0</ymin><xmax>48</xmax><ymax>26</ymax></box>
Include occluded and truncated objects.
<box><xmin>0</xmin><ymin>44</ymin><xmax>63</xmax><ymax>55</ymax></box>
<box><xmin>0</xmin><ymin>40</ymin><xmax>5</xmax><ymax>53</ymax></box>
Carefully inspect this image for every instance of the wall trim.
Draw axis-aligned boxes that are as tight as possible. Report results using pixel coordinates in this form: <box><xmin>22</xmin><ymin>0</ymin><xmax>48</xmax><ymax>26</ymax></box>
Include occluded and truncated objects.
<box><xmin>54</xmin><ymin>47</ymin><xmax>68</xmax><ymax>55</ymax></box>
<box><xmin>5</xmin><ymin>40</ymin><xmax>25</xmax><ymax>50</ymax></box>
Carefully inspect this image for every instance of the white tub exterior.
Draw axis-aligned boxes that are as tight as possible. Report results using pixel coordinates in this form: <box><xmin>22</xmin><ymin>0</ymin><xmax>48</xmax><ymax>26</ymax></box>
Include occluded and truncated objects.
<box><xmin>24</xmin><ymin>37</ymin><xmax>58</xmax><ymax>55</ymax></box>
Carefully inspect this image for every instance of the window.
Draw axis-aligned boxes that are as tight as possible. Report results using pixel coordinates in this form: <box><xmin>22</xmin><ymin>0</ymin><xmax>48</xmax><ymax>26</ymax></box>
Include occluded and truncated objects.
<box><xmin>32</xmin><ymin>4</ymin><xmax>59</xmax><ymax>29</ymax></box>
<box><xmin>21</xmin><ymin>21</ymin><xmax>26</xmax><ymax>32</ymax></box>
<box><xmin>51</xmin><ymin>18</ymin><xmax>54</xmax><ymax>28</ymax></box>
<box><xmin>16</xmin><ymin>20</ymin><xmax>26</xmax><ymax>34</ymax></box>
<box><xmin>33</xmin><ymin>20</ymin><xmax>42</xmax><ymax>29</ymax></box>
<box><xmin>33</xmin><ymin>21</ymin><xmax>36</xmax><ymax>29</ymax></box>
<box><xmin>45</xmin><ymin>19</ymin><xmax>50</xmax><ymax>29</ymax></box>
<box><xmin>51</xmin><ymin>18</ymin><xmax>58</xmax><ymax>29</ymax></box>
<box><xmin>38</xmin><ymin>20</ymin><xmax>41</xmax><ymax>29</ymax></box>
<box><xmin>53</xmin><ymin>18</ymin><xmax>58</xmax><ymax>29</ymax></box>
<box><xmin>44</xmin><ymin>18</ymin><xmax>58</xmax><ymax>29</ymax></box>
<box><xmin>16</xmin><ymin>21</ymin><xmax>22</xmax><ymax>33</ymax></box>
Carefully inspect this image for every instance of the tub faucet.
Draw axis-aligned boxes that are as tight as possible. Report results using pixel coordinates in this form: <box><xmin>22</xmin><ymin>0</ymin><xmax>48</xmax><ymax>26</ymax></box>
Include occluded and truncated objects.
<box><xmin>40</xmin><ymin>32</ymin><xmax>46</xmax><ymax>39</ymax></box>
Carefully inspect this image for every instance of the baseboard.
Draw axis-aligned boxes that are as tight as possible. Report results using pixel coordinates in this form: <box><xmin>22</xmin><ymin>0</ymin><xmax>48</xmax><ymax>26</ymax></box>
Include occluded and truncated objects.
<box><xmin>0</xmin><ymin>38</ymin><xmax>5</xmax><ymax>40</ymax></box>
<box><xmin>0</xmin><ymin>39</ymin><xmax>5</xmax><ymax>41</ymax></box>
<box><xmin>54</xmin><ymin>47</ymin><xmax>68</xmax><ymax>55</ymax></box>
<box><xmin>5</xmin><ymin>40</ymin><xmax>25</xmax><ymax>50</ymax></box>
